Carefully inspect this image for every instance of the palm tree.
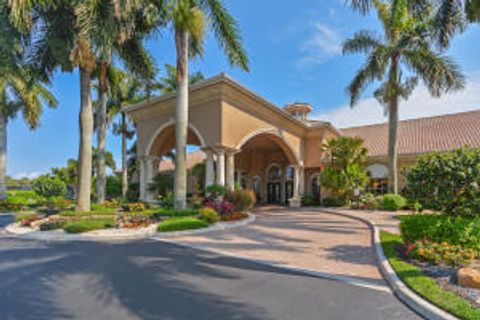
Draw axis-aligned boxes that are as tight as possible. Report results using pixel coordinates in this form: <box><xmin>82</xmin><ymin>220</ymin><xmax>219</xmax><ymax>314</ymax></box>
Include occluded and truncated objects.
<box><xmin>344</xmin><ymin>0</ymin><xmax>465</xmax><ymax>194</ymax></box>
<box><xmin>0</xmin><ymin>4</ymin><xmax>57</xmax><ymax>200</ymax></box>
<box><xmin>76</xmin><ymin>0</ymin><xmax>156</xmax><ymax>204</ymax></box>
<box><xmin>158</xmin><ymin>0</ymin><xmax>249</xmax><ymax>208</ymax></box>
<box><xmin>158</xmin><ymin>63</ymin><xmax>204</xmax><ymax>94</ymax></box>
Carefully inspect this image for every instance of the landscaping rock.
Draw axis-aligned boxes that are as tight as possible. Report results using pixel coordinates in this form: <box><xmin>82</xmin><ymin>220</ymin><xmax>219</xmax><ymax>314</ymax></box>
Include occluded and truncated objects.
<box><xmin>458</xmin><ymin>267</ymin><xmax>480</xmax><ymax>289</ymax></box>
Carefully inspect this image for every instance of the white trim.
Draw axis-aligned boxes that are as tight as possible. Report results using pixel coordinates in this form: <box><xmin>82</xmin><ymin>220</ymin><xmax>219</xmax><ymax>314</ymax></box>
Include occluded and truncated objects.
<box><xmin>145</xmin><ymin>119</ymin><xmax>207</xmax><ymax>156</ymax></box>
<box><xmin>235</xmin><ymin>128</ymin><xmax>301</xmax><ymax>164</ymax></box>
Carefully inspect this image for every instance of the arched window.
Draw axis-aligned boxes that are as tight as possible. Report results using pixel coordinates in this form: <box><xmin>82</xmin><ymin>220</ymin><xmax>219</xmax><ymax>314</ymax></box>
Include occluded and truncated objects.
<box><xmin>366</xmin><ymin>164</ymin><xmax>389</xmax><ymax>194</ymax></box>
<box><xmin>267</xmin><ymin>165</ymin><xmax>282</xmax><ymax>182</ymax></box>
<box><xmin>286</xmin><ymin>166</ymin><xmax>294</xmax><ymax>181</ymax></box>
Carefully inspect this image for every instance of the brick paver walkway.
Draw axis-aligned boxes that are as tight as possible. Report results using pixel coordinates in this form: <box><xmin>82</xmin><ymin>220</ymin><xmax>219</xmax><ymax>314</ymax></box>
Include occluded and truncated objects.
<box><xmin>164</xmin><ymin>207</ymin><xmax>385</xmax><ymax>284</ymax></box>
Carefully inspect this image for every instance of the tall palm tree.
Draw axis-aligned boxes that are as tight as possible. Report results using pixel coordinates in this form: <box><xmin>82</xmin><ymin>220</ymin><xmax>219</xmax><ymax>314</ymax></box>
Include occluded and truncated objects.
<box><xmin>344</xmin><ymin>0</ymin><xmax>465</xmax><ymax>194</ymax></box>
<box><xmin>0</xmin><ymin>4</ymin><xmax>57</xmax><ymax>201</ymax></box>
<box><xmin>77</xmin><ymin>0</ymin><xmax>156</xmax><ymax>204</ymax></box>
<box><xmin>158</xmin><ymin>0</ymin><xmax>249</xmax><ymax>209</ymax></box>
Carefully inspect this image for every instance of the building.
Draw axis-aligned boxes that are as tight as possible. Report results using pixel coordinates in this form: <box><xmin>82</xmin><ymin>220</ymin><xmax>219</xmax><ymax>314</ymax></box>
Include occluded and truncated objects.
<box><xmin>124</xmin><ymin>73</ymin><xmax>480</xmax><ymax>206</ymax></box>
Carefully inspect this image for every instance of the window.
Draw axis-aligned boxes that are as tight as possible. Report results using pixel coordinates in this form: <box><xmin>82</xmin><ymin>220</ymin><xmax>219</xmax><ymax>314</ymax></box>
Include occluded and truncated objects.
<box><xmin>267</xmin><ymin>165</ymin><xmax>282</xmax><ymax>182</ymax></box>
<box><xmin>366</xmin><ymin>164</ymin><xmax>389</xmax><ymax>195</ymax></box>
<box><xmin>286</xmin><ymin>166</ymin><xmax>294</xmax><ymax>181</ymax></box>
<box><xmin>311</xmin><ymin>174</ymin><xmax>321</xmax><ymax>199</ymax></box>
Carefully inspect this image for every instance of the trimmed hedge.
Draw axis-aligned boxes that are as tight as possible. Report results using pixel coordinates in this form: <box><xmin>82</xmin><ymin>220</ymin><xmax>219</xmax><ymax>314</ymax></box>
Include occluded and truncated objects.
<box><xmin>399</xmin><ymin>214</ymin><xmax>480</xmax><ymax>250</ymax></box>
<box><xmin>157</xmin><ymin>217</ymin><xmax>208</xmax><ymax>232</ymax></box>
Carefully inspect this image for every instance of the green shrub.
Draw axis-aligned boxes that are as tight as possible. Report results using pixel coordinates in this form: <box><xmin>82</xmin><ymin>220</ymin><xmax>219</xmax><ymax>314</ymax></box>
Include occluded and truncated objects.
<box><xmin>106</xmin><ymin>175</ymin><xmax>122</xmax><ymax>199</ymax></box>
<box><xmin>205</xmin><ymin>184</ymin><xmax>226</xmax><ymax>197</ymax></box>
<box><xmin>359</xmin><ymin>193</ymin><xmax>381</xmax><ymax>210</ymax></box>
<box><xmin>122</xmin><ymin>202</ymin><xmax>148</xmax><ymax>212</ymax></box>
<box><xmin>404</xmin><ymin>148</ymin><xmax>480</xmax><ymax>217</ymax></box>
<box><xmin>39</xmin><ymin>220</ymin><xmax>66</xmax><ymax>231</ymax></box>
<box><xmin>407</xmin><ymin>239</ymin><xmax>476</xmax><ymax>267</ymax></box>
<box><xmin>157</xmin><ymin>217</ymin><xmax>208</xmax><ymax>232</ymax></box>
<box><xmin>321</xmin><ymin>197</ymin><xmax>345</xmax><ymax>207</ymax></box>
<box><xmin>380</xmin><ymin>194</ymin><xmax>407</xmax><ymax>210</ymax></box>
<box><xmin>301</xmin><ymin>194</ymin><xmax>318</xmax><ymax>207</ymax></box>
<box><xmin>400</xmin><ymin>214</ymin><xmax>480</xmax><ymax>250</ymax></box>
<box><xmin>59</xmin><ymin>209</ymin><xmax>116</xmax><ymax>217</ymax></box>
<box><xmin>156</xmin><ymin>208</ymin><xmax>198</xmax><ymax>217</ymax></box>
<box><xmin>32</xmin><ymin>176</ymin><xmax>66</xmax><ymax>199</ymax></box>
<box><xmin>158</xmin><ymin>192</ymin><xmax>174</xmax><ymax>208</ymax></box>
<box><xmin>63</xmin><ymin>218</ymin><xmax>114</xmax><ymax>233</ymax></box>
<box><xmin>226</xmin><ymin>189</ymin><xmax>256</xmax><ymax>211</ymax></box>
<box><xmin>198</xmin><ymin>207</ymin><xmax>219</xmax><ymax>223</ymax></box>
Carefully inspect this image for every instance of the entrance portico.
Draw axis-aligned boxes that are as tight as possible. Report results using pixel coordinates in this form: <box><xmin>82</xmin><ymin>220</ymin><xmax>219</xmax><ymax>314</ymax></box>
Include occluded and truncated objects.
<box><xmin>125</xmin><ymin>73</ymin><xmax>339</xmax><ymax>206</ymax></box>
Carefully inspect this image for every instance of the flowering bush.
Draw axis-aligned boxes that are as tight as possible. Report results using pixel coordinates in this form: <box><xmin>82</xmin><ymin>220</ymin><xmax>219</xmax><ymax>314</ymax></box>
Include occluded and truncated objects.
<box><xmin>203</xmin><ymin>198</ymin><xmax>235</xmax><ymax>216</ymax></box>
<box><xmin>406</xmin><ymin>240</ymin><xmax>477</xmax><ymax>267</ymax></box>
<box><xmin>117</xmin><ymin>215</ymin><xmax>154</xmax><ymax>229</ymax></box>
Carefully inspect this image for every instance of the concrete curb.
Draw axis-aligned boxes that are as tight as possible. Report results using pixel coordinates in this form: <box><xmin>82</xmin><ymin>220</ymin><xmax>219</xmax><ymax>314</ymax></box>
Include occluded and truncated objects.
<box><xmin>150</xmin><ymin>213</ymin><xmax>255</xmax><ymax>239</ymax></box>
<box><xmin>319</xmin><ymin>208</ymin><xmax>458</xmax><ymax>320</ymax></box>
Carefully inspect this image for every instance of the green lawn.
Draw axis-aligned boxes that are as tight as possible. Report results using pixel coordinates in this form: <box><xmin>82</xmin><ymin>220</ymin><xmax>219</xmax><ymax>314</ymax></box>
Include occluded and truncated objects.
<box><xmin>157</xmin><ymin>217</ymin><xmax>208</xmax><ymax>232</ymax></box>
<box><xmin>380</xmin><ymin>231</ymin><xmax>480</xmax><ymax>320</ymax></box>
<box><xmin>59</xmin><ymin>209</ymin><xmax>117</xmax><ymax>217</ymax></box>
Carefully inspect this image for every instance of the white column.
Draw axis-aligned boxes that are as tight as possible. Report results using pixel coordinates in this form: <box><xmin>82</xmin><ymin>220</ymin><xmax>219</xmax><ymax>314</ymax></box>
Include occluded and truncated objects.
<box><xmin>299</xmin><ymin>167</ymin><xmax>305</xmax><ymax>196</ymax></box>
<box><xmin>216</xmin><ymin>150</ymin><xmax>225</xmax><ymax>186</ymax></box>
<box><xmin>226</xmin><ymin>152</ymin><xmax>235</xmax><ymax>191</ymax></box>
<box><xmin>144</xmin><ymin>156</ymin><xmax>157</xmax><ymax>202</ymax></box>
<box><xmin>293</xmin><ymin>166</ymin><xmax>300</xmax><ymax>198</ymax></box>
<box><xmin>139</xmin><ymin>157</ymin><xmax>147</xmax><ymax>201</ymax></box>
<box><xmin>205</xmin><ymin>150</ymin><xmax>215</xmax><ymax>189</ymax></box>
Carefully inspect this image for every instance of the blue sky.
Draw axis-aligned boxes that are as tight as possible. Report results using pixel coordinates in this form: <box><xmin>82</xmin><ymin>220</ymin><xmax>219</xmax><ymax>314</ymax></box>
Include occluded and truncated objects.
<box><xmin>9</xmin><ymin>0</ymin><xmax>480</xmax><ymax>178</ymax></box>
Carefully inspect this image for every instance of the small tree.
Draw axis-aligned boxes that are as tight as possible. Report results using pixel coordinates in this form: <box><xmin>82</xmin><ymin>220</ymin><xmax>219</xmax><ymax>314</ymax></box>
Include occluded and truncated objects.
<box><xmin>404</xmin><ymin>147</ymin><xmax>480</xmax><ymax>217</ymax></box>
<box><xmin>32</xmin><ymin>176</ymin><xmax>66</xmax><ymax>207</ymax></box>
<box><xmin>320</xmin><ymin>137</ymin><xmax>368</xmax><ymax>201</ymax></box>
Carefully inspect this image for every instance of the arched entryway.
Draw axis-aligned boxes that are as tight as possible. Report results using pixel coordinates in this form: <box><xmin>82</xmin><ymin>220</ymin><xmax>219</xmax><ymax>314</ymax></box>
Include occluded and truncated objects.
<box><xmin>139</xmin><ymin>123</ymin><xmax>207</xmax><ymax>202</ymax></box>
<box><xmin>234</xmin><ymin>131</ymin><xmax>301</xmax><ymax>205</ymax></box>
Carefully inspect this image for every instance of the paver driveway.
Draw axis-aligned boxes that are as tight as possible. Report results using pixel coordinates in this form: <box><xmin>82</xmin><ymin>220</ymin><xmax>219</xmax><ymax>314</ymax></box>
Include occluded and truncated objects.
<box><xmin>159</xmin><ymin>207</ymin><xmax>384</xmax><ymax>285</ymax></box>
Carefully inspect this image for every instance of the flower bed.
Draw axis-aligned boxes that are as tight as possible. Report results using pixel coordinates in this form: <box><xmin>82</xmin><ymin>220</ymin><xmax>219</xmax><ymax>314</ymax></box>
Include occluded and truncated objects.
<box><xmin>157</xmin><ymin>217</ymin><xmax>209</xmax><ymax>232</ymax></box>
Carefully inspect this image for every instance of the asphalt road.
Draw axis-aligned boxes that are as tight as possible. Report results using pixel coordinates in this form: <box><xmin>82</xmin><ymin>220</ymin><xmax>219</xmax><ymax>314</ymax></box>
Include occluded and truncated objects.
<box><xmin>0</xmin><ymin>214</ymin><xmax>421</xmax><ymax>320</ymax></box>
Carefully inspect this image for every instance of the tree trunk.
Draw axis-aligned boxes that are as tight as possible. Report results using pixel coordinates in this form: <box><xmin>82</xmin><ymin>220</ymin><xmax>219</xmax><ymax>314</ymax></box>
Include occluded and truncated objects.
<box><xmin>0</xmin><ymin>114</ymin><xmax>7</xmax><ymax>201</ymax></box>
<box><xmin>96</xmin><ymin>87</ymin><xmax>107</xmax><ymax>204</ymax></box>
<box><xmin>121</xmin><ymin>112</ymin><xmax>128</xmax><ymax>198</ymax></box>
<box><xmin>76</xmin><ymin>67</ymin><xmax>94</xmax><ymax>211</ymax></box>
<box><xmin>387</xmin><ymin>56</ymin><xmax>400</xmax><ymax>194</ymax></box>
<box><xmin>174</xmin><ymin>28</ymin><xmax>189</xmax><ymax>209</ymax></box>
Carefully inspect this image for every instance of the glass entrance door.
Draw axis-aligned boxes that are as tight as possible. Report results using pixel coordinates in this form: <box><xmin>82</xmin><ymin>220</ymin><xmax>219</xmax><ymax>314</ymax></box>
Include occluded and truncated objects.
<box><xmin>267</xmin><ymin>183</ymin><xmax>282</xmax><ymax>204</ymax></box>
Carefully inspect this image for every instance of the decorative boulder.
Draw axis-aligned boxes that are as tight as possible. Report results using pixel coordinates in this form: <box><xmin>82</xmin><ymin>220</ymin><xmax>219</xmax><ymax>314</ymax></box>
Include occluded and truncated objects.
<box><xmin>458</xmin><ymin>267</ymin><xmax>480</xmax><ymax>289</ymax></box>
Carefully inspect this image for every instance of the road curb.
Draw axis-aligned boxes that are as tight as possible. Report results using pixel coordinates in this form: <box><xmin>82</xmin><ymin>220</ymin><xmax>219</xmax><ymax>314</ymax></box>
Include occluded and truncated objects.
<box><xmin>319</xmin><ymin>208</ymin><xmax>458</xmax><ymax>320</ymax></box>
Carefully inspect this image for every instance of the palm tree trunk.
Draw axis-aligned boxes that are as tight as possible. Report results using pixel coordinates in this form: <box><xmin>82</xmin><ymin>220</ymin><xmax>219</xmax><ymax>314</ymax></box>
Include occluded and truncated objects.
<box><xmin>387</xmin><ymin>56</ymin><xmax>400</xmax><ymax>194</ymax></box>
<box><xmin>174</xmin><ymin>28</ymin><xmax>189</xmax><ymax>209</ymax></box>
<box><xmin>0</xmin><ymin>114</ymin><xmax>7</xmax><ymax>201</ymax></box>
<box><xmin>96</xmin><ymin>87</ymin><xmax>107</xmax><ymax>204</ymax></box>
<box><xmin>76</xmin><ymin>67</ymin><xmax>94</xmax><ymax>211</ymax></box>
<box><xmin>121</xmin><ymin>112</ymin><xmax>128</xmax><ymax>198</ymax></box>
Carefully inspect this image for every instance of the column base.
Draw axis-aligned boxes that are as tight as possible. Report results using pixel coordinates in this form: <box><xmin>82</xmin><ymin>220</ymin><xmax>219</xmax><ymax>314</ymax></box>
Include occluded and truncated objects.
<box><xmin>288</xmin><ymin>197</ymin><xmax>302</xmax><ymax>208</ymax></box>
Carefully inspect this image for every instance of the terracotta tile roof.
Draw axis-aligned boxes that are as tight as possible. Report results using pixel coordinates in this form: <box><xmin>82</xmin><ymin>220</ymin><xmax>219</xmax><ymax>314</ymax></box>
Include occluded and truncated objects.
<box><xmin>159</xmin><ymin>150</ymin><xmax>206</xmax><ymax>172</ymax></box>
<box><xmin>340</xmin><ymin>110</ymin><xmax>480</xmax><ymax>157</ymax></box>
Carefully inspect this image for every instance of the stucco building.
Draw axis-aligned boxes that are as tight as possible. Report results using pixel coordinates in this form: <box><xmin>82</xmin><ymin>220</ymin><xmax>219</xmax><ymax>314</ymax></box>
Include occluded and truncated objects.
<box><xmin>125</xmin><ymin>73</ymin><xmax>480</xmax><ymax>206</ymax></box>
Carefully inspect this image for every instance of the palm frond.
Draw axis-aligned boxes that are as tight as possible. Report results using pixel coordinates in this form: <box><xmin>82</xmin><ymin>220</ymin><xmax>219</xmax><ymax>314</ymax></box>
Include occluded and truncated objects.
<box><xmin>343</xmin><ymin>30</ymin><xmax>381</xmax><ymax>54</ymax></box>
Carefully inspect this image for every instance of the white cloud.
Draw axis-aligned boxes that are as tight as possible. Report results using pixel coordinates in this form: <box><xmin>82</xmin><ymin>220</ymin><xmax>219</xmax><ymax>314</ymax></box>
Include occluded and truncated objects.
<box><xmin>13</xmin><ymin>171</ymin><xmax>46</xmax><ymax>180</ymax></box>
<box><xmin>315</xmin><ymin>78</ymin><xmax>480</xmax><ymax>128</ymax></box>
<box><xmin>297</xmin><ymin>23</ymin><xmax>342</xmax><ymax>67</ymax></box>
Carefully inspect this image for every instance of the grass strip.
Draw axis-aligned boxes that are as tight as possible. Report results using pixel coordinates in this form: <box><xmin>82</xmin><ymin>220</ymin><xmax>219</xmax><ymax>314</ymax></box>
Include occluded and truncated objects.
<box><xmin>380</xmin><ymin>231</ymin><xmax>480</xmax><ymax>320</ymax></box>
<box><xmin>157</xmin><ymin>217</ymin><xmax>208</xmax><ymax>232</ymax></box>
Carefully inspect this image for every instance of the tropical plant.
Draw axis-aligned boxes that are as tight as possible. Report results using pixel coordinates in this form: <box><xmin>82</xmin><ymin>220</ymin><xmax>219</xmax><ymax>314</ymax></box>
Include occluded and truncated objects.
<box><xmin>0</xmin><ymin>3</ymin><xmax>57</xmax><ymax>201</ymax></box>
<box><xmin>32</xmin><ymin>176</ymin><xmax>66</xmax><ymax>200</ymax></box>
<box><xmin>157</xmin><ymin>63</ymin><xmax>204</xmax><ymax>94</ymax></box>
<box><xmin>344</xmin><ymin>0</ymin><xmax>465</xmax><ymax>194</ymax></box>
<box><xmin>155</xmin><ymin>0</ymin><xmax>248</xmax><ymax>209</ymax></box>
<box><xmin>320</xmin><ymin>137</ymin><xmax>369</xmax><ymax>201</ymax></box>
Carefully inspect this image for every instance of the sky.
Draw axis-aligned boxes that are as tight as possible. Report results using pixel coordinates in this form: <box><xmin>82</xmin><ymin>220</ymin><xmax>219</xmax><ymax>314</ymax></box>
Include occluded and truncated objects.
<box><xmin>9</xmin><ymin>0</ymin><xmax>480</xmax><ymax>179</ymax></box>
